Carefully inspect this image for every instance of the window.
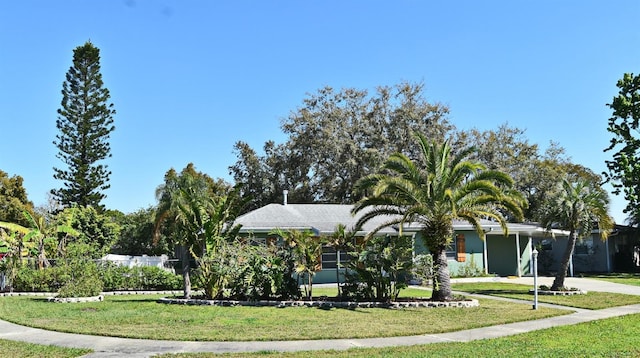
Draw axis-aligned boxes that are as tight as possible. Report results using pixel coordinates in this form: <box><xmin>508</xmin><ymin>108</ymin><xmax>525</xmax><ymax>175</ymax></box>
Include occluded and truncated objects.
<box><xmin>321</xmin><ymin>246</ymin><xmax>350</xmax><ymax>270</ymax></box>
<box><xmin>574</xmin><ymin>237</ymin><xmax>594</xmax><ymax>255</ymax></box>
<box><xmin>446</xmin><ymin>234</ymin><xmax>466</xmax><ymax>262</ymax></box>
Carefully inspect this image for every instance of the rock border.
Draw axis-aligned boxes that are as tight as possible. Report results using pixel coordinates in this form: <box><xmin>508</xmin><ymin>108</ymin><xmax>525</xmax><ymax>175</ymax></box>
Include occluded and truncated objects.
<box><xmin>157</xmin><ymin>297</ymin><xmax>479</xmax><ymax>309</ymax></box>
<box><xmin>47</xmin><ymin>295</ymin><xmax>104</xmax><ymax>303</ymax></box>
<box><xmin>529</xmin><ymin>289</ymin><xmax>587</xmax><ymax>296</ymax></box>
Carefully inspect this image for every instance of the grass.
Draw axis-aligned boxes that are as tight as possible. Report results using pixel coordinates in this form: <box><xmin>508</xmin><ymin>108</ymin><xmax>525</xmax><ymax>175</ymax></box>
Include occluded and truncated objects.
<box><xmin>0</xmin><ymin>289</ymin><xmax>568</xmax><ymax>341</ymax></box>
<box><xmin>0</xmin><ymin>338</ymin><xmax>91</xmax><ymax>358</ymax></box>
<box><xmin>3</xmin><ymin>283</ymin><xmax>640</xmax><ymax>357</ymax></box>
<box><xmin>587</xmin><ymin>273</ymin><xmax>640</xmax><ymax>287</ymax></box>
<box><xmin>451</xmin><ymin>282</ymin><xmax>640</xmax><ymax>309</ymax></box>
<box><xmin>156</xmin><ymin>313</ymin><xmax>640</xmax><ymax>357</ymax></box>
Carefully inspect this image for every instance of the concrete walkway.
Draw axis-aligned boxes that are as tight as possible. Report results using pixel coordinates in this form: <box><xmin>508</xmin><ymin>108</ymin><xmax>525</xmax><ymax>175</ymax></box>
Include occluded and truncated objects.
<box><xmin>1</xmin><ymin>277</ymin><xmax>640</xmax><ymax>357</ymax></box>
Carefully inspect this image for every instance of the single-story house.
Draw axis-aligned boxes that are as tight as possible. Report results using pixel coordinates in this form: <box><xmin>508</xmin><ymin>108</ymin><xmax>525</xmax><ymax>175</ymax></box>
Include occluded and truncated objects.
<box><xmin>234</xmin><ymin>203</ymin><xmax>571</xmax><ymax>283</ymax></box>
<box><xmin>533</xmin><ymin>224</ymin><xmax>640</xmax><ymax>275</ymax></box>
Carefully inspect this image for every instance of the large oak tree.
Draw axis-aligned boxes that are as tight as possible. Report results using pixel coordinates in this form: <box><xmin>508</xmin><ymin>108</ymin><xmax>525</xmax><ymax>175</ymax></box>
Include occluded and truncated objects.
<box><xmin>230</xmin><ymin>82</ymin><xmax>453</xmax><ymax>212</ymax></box>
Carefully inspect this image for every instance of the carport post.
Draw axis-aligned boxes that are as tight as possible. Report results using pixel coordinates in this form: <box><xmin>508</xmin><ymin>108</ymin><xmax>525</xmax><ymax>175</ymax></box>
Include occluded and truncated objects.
<box><xmin>515</xmin><ymin>232</ymin><xmax>522</xmax><ymax>277</ymax></box>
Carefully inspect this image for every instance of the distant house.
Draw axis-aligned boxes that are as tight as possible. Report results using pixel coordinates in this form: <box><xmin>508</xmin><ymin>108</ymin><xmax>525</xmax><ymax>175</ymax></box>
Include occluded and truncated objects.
<box><xmin>234</xmin><ymin>203</ymin><xmax>569</xmax><ymax>283</ymax></box>
<box><xmin>533</xmin><ymin>224</ymin><xmax>640</xmax><ymax>275</ymax></box>
<box><xmin>101</xmin><ymin>254</ymin><xmax>174</xmax><ymax>272</ymax></box>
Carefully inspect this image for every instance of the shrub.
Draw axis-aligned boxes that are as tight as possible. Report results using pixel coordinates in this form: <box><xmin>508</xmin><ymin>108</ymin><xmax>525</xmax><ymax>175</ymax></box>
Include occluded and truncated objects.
<box><xmin>454</xmin><ymin>254</ymin><xmax>485</xmax><ymax>278</ymax></box>
<box><xmin>412</xmin><ymin>254</ymin><xmax>433</xmax><ymax>286</ymax></box>
<box><xmin>13</xmin><ymin>265</ymin><xmax>69</xmax><ymax>292</ymax></box>
<box><xmin>56</xmin><ymin>243</ymin><xmax>104</xmax><ymax>298</ymax></box>
<box><xmin>342</xmin><ymin>235</ymin><xmax>413</xmax><ymax>302</ymax></box>
<box><xmin>58</xmin><ymin>274</ymin><xmax>103</xmax><ymax>298</ymax></box>
<box><xmin>100</xmin><ymin>263</ymin><xmax>181</xmax><ymax>291</ymax></box>
<box><xmin>230</xmin><ymin>243</ymin><xmax>299</xmax><ymax>300</ymax></box>
<box><xmin>138</xmin><ymin>266</ymin><xmax>182</xmax><ymax>290</ymax></box>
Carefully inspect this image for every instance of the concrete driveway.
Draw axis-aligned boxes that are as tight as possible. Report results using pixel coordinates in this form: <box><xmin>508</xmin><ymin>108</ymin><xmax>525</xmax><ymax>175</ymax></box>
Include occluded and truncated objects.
<box><xmin>451</xmin><ymin>276</ymin><xmax>640</xmax><ymax>295</ymax></box>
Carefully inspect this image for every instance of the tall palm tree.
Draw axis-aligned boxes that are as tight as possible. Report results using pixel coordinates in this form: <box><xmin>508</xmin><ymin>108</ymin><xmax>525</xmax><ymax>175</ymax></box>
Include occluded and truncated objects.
<box><xmin>539</xmin><ymin>178</ymin><xmax>613</xmax><ymax>291</ymax></box>
<box><xmin>353</xmin><ymin>132</ymin><xmax>525</xmax><ymax>301</ymax></box>
<box><xmin>154</xmin><ymin>166</ymin><xmax>245</xmax><ymax>299</ymax></box>
<box><xmin>154</xmin><ymin>168</ymin><xmax>214</xmax><ymax>299</ymax></box>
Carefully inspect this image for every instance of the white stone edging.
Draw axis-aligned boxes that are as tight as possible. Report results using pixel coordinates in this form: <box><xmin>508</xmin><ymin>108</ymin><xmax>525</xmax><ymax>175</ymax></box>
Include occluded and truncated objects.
<box><xmin>47</xmin><ymin>295</ymin><xmax>104</xmax><ymax>303</ymax></box>
<box><xmin>157</xmin><ymin>297</ymin><xmax>479</xmax><ymax>309</ymax></box>
<box><xmin>529</xmin><ymin>289</ymin><xmax>587</xmax><ymax>296</ymax></box>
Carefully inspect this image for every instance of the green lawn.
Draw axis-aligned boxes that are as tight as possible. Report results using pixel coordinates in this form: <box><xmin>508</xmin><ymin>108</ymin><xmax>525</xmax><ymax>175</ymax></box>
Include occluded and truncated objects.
<box><xmin>157</xmin><ymin>313</ymin><xmax>640</xmax><ymax>357</ymax></box>
<box><xmin>588</xmin><ymin>273</ymin><xmax>640</xmax><ymax>287</ymax></box>
<box><xmin>451</xmin><ymin>282</ymin><xmax>640</xmax><ymax>309</ymax></box>
<box><xmin>0</xmin><ymin>338</ymin><xmax>91</xmax><ymax>358</ymax></box>
<box><xmin>3</xmin><ymin>283</ymin><xmax>640</xmax><ymax>357</ymax></box>
<box><xmin>0</xmin><ymin>290</ymin><xmax>567</xmax><ymax>341</ymax></box>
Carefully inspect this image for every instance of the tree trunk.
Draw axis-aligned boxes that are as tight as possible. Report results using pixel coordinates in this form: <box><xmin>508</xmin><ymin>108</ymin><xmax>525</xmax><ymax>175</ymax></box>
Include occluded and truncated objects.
<box><xmin>37</xmin><ymin>238</ymin><xmax>50</xmax><ymax>270</ymax></box>
<box><xmin>431</xmin><ymin>249</ymin><xmax>453</xmax><ymax>301</ymax></box>
<box><xmin>551</xmin><ymin>230</ymin><xmax>577</xmax><ymax>291</ymax></box>
<box><xmin>181</xmin><ymin>246</ymin><xmax>192</xmax><ymax>299</ymax></box>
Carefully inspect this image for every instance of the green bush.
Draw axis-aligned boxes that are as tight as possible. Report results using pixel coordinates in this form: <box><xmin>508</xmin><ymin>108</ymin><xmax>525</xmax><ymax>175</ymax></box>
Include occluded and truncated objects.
<box><xmin>55</xmin><ymin>243</ymin><xmax>104</xmax><ymax>298</ymax></box>
<box><xmin>99</xmin><ymin>262</ymin><xmax>130</xmax><ymax>290</ymax></box>
<box><xmin>230</xmin><ymin>244</ymin><xmax>299</xmax><ymax>300</ymax></box>
<box><xmin>10</xmin><ymin>261</ymin><xmax>181</xmax><ymax>293</ymax></box>
<box><xmin>343</xmin><ymin>235</ymin><xmax>414</xmax><ymax>302</ymax></box>
<box><xmin>454</xmin><ymin>254</ymin><xmax>485</xmax><ymax>278</ymax></box>
<box><xmin>57</xmin><ymin>274</ymin><xmax>103</xmax><ymax>298</ymax></box>
<box><xmin>412</xmin><ymin>254</ymin><xmax>433</xmax><ymax>285</ymax></box>
<box><xmin>100</xmin><ymin>263</ymin><xmax>181</xmax><ymax>291</ymax></box>
<box><xmin>138</xmin><ymin>266</ymin><xmax>182</xmax><ymax>290</ymax></box>
<box><xmin>13</xmin><ymin>265</ymin><xmax>69</xmax><ymax>292</ymax></box>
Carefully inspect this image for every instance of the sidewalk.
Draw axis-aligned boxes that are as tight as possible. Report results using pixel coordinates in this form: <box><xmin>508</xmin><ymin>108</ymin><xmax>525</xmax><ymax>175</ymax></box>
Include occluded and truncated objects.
<box><xmin>1</xmin><ymin>278</ymin><xmax>640</xmax><ymax>357</ymax></box>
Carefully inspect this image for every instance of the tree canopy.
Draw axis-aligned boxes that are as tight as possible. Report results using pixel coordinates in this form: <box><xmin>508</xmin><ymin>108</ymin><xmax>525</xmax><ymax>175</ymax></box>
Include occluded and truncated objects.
<box><xmin>457</xmin><ymin>124</ymin><xmax>604</xmax><ymax>221</ymax></box>
<box><xmin>230</xmin><ymin>81</ymin><xmax>453</xmax><ymax>213</ymax></box>
<box><xmin>52</xmin><ymin>41</ymin><xmax>116</xmax><ymax>211</ymax></box>
<box><xmin>0</xmin><ymin>170</ymin><xmax>35</xmax><ymax>227</ymax></box>
<box><xmin>605</xmin><ymin>73</ymin><xmax>640</xmax><ymax>224</ymax></box>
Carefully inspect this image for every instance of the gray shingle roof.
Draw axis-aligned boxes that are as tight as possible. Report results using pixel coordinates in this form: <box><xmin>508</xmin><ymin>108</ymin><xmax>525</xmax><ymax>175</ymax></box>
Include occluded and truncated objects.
<box><xmin>235</xmin><ymin>204</ymin><xmax>567</xmax><ymax>237</ymax></box>
<box><xmin>235</xmin><ymin>203</ymin><xmax>398</xmax><ymax>235</ymax></box>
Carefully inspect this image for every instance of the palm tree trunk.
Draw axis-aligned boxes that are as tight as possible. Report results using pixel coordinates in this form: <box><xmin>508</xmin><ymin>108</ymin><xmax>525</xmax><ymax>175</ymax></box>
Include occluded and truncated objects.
<box><xmin>431</xmin><ymin>249</ymin><xmax>453</xmax><ymax>301</ymax></box>
<box><xmin>181</xmin><ymin>246</ymin><xmax>192</xmax><ymax>299</ymax></box>
<box><xmin>551</xmin><ymin>230</ymin><xmax>577</xmax><ymax>291</ymax></box>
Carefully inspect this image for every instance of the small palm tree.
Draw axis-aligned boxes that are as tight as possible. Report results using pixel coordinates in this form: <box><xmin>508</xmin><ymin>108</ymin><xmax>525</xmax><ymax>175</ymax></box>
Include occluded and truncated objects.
<box><xmin>539</xmin><ymin>178</ymin><xmax>613</xmax><ymax>291</ymax></box>
<box><xmin>353</xmin><ymin>132</ymin><xmax>525</xmax><ymax>301</ymax></box>
<box><xmin>272</xmin><ymin>228</ymin><xmax>323</xmax><ymax>300</ymax></box>
<box><xmin>326</xmin><ymin>224</ymin><xmax>355</xmax><ymax>297</ymax></box>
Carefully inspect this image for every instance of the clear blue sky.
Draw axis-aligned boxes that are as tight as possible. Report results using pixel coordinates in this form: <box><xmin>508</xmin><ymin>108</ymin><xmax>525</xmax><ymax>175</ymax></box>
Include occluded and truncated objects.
<box><xmin>1</xmin><ymin>1</ymin><xmax>638</xmax><ymax>223</ymax></box>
